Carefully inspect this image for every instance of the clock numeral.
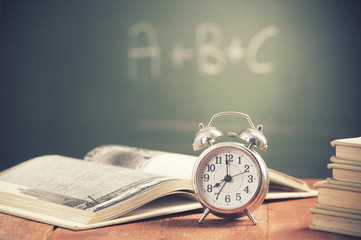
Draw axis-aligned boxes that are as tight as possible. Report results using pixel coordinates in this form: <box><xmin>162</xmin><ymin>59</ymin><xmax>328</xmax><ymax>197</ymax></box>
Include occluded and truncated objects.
<box><xmin>207</xmin><ymin>184</ymin><xmax>213</xmax><ymax>192</ymax></box>
<box><xmin>215</xmin><ymin>156</ymin><xmax>222</xmax><ymax>164</ymax></box>
<box><xmin>244</xmin><ymin>164</ymin><xmax>250</xmax><ymax>172</ymax></box>
<box><xmin>203</xmin><ymin>174</ymin><xmax>209</xmax><ymax>182</ymax></box>
<box><xmin>238</xmin><ymin>156</ymin><xmax>241</xmax><ymax>164</ymax></box>
<box><xmin>244</xmin><ymin>186</ymin><xmax>249</xmax><ymax>194</ymax></box>
<box><xmin>207</xmin><ymin>164</ymin><xmax>215</xmax><ymax>172</ymax></box>
<box><xmin>248</xmin><ymin>175</ymin><xmax>253</xmax><ymax>183</ymax></box>
<box><xmin>225</xmin><ymin>195</ymin><xmax>231</xmax><ymax>203</ymax></box>
<box><xmin>236</xmin><ymin>193</ymin><xmax>241</xmax><ymax>201</ymax></box>
<box><xmin>225</xmin><ymin>154</ymin><xmax>233</xmax><ymax>162</ymax></box>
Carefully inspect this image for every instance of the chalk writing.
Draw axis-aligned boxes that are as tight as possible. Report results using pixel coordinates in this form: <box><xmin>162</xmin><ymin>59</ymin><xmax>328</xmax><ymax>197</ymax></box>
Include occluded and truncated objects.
<box><xmin>128</xmin><ymin>22</ymin><xmax>161</xmax><ymax>80</ymax></box>
<box><xmin>128</xmin><ymin>21</ymin><xmax>278</xmax><ymax>80</ymax></box>
<box><xmin>170</xmin><ymin>42</ymin><xmax>194</xmax><ymax>71</ymax></box>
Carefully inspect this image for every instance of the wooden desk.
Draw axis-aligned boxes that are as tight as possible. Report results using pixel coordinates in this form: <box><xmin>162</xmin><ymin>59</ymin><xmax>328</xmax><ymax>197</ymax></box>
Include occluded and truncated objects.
<box><xmin>0</xmin><ymin>179</ymin><xmax>358</xmax><ymax>240</ymax></box>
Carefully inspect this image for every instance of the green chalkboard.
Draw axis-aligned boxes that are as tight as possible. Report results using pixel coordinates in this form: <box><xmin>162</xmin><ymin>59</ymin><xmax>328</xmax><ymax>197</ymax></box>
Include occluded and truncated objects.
<box><xmin>1</xmin><ymin>0</ymin><xmax>360</xmax><ymax>178</ymax></box>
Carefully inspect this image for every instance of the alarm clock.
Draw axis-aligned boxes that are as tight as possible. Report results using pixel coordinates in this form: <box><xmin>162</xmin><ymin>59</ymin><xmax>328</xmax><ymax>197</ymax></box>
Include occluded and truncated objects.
<box><xmin>192</xmin><ymin>111</ymin><xmax>269</xmax><ymax>224</ymax></box>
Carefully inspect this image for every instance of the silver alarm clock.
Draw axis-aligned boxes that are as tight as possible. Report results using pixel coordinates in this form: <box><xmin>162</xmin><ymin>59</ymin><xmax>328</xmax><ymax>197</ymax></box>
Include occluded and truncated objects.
<box><xmin>192</xmin><ymin>111</ymin><xmax>269</xmax><ymax>224</ymax></box>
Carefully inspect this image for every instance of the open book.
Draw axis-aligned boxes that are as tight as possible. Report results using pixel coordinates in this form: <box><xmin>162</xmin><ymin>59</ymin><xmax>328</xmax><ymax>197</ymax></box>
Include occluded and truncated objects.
<box><xmin>0</xmin><ymin>145</ymin><xmax>317</xmax><ymax>230</ymax></box>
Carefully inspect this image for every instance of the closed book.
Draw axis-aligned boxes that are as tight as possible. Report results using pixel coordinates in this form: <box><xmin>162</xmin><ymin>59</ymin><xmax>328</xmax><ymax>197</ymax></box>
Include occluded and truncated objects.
<box><xmin>313</xmin><ymin>179</ymin><xmax>361</xmax><ymax>211</ymax></box>
<box><xmin>331</xmin><ymin>137</ymin><xmax>361</xmax><ymax>162</ymax></box>
<box><xmin>310</xmin><ymin>207</ymin><xmax>361</xmax><ymax>238</ymax></box>
<box><xmin>327</xmin><ymin>161</ymin><xmax>361</xmax><ymax>183</ymax></box>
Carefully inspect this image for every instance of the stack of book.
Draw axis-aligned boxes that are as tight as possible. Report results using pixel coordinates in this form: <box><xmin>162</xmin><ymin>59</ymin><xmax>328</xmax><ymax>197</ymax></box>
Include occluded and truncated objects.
<box><xmin>310</xmin><ymin>137</ymin><xmax>361</xmax><ymax>238</ymax></box>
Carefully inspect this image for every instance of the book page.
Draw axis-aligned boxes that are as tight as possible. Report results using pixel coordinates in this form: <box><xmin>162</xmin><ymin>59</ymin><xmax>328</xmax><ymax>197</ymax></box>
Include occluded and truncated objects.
<box><xmin>84</xmin><ymin>145</ymin><xmax>317</xmax><ymax>197</ymax></box>
<box><xmin>0</xmin><ymin>155</ymin><xmax>174</xmax><ymax>212</ymax></box>
<box><xmin>84</xmin><ymin>145</ymin><xmax>196</xmax><ymax>180</ymax></box>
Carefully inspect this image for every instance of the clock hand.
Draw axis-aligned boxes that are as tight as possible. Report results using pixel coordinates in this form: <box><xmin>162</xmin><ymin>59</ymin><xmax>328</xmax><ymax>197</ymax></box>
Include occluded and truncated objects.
<box><xmin>214</xmin><ymin>169</ymin><xmax>234</xmax><ymax>187</ymax></box>
<box><xmin>214</xmin><ymin>160</ymin><xmax>233</xmax><ymax>188</ymax></box>
<box><xmin>226</xmin><ymin>159</ymin><xmax>229</xmax><ymax>176</ymax></box>
<box><xmin>214</xmin><ymin>171</ymin><xmax>246</xmax><ymax>187</ymax></box>
<box><xmin>213</xmin><ymin>179</ymin><xmax>224</xmax><ymax>187</ymax></box>
<box><xmin>231</xmin><ymin>171</ymin><xmax>247</xmax><ymax>178</ymax></box>
<box><xmin>215</xmin><ymin>181</ymin><xmax>226</xmax><ymax>200</ymax></box>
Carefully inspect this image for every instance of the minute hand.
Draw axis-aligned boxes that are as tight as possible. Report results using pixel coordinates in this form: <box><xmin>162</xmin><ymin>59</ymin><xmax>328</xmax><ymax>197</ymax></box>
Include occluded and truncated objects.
<box><xmin>215</xmin><ymin>181</ymin><xmax>226</xmax><ymax>200</ymax></box>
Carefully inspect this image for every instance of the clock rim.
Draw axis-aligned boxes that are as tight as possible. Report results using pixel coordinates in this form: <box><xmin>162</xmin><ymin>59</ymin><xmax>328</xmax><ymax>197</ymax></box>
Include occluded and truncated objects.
<box><xmin>192</xmin><ymin>142</ymin><xmax>269</xmax><ymax>219</ymax></box>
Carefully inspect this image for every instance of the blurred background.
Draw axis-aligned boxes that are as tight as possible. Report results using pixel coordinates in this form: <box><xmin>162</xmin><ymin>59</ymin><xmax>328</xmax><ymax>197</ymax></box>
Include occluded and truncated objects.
<box><xmin>0</xmin><ymin>0</ymin><xmax>360</xmax><ymax>178</ymax></box>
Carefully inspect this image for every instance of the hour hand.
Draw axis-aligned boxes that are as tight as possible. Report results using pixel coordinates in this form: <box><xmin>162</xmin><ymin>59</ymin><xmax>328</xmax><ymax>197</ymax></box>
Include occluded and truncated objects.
<box><xmin>213</xmin><ymin>179</ymin><xmax>224</xmax><ymax>188</ymax></box>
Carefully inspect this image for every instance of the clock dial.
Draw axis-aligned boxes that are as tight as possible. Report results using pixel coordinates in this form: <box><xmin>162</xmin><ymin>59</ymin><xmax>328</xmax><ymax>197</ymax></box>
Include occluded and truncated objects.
<box><xmin>195</xmin><ymin>146</ymin><xmax>261</xmax><ymax>210</ymax></box>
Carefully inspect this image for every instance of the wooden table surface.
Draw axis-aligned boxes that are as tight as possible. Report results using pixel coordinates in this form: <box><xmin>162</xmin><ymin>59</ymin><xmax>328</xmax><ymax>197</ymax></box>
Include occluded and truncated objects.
<box><xmin>0</xmin><ymin>179</ymin><xmax>359</xmax><ymax>240</ymax></box>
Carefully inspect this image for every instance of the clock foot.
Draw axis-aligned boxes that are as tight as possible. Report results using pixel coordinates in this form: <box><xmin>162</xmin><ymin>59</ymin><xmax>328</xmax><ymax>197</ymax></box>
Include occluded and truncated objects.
<box><xmin>198</xmin><ymin>208</ymin><xmax>210</xmax><ymax>223</ymax></box>
<box><xmin>245</xmin><ymin>208</ymin><xmax>257</xmax><ymax>225</ymax></box>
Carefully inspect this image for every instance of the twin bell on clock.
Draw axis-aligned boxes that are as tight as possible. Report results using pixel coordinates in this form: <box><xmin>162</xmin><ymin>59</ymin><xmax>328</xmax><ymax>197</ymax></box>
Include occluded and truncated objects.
<box><xmin>191</xmin><ymin>111</ymin><xmax>269</xmax><ymax>225</ymax></box>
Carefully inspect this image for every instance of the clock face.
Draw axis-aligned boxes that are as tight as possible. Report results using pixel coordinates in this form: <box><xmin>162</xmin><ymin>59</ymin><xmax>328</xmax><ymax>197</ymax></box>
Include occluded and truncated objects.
<box><xmin>194</xmin><ymin>145</ymin><xmax>261</xmax><ymax>211</ymax></box>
